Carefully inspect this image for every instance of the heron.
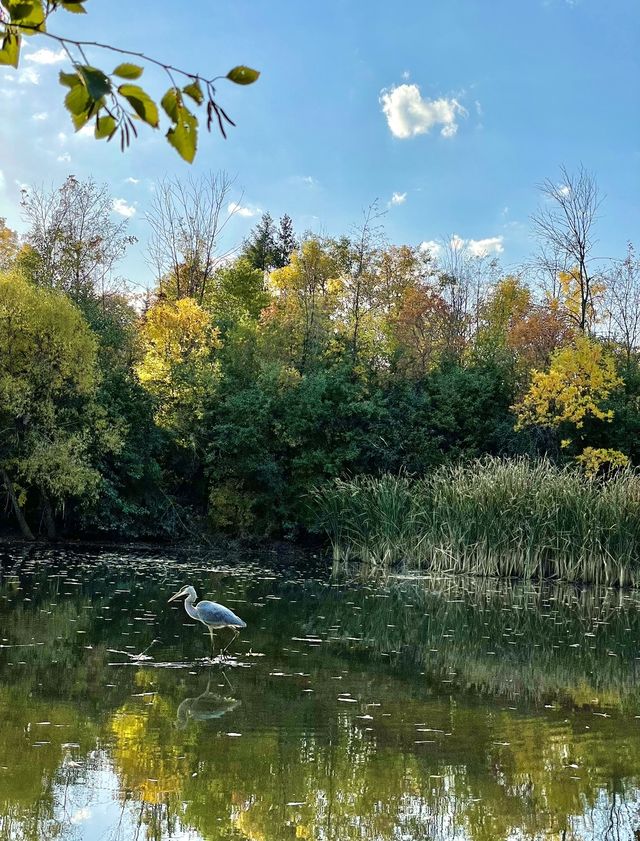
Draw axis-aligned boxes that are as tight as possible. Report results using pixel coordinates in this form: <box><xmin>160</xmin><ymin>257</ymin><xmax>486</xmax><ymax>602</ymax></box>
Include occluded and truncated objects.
<box><xmin>168</xmin><ymin>585</ymin><xmax>246</xmax><ymax>657</ymax></box>
<box><xmin>175</xmin><ymin>680</ymin><xmax>241</xmax><ymax>729</ymax></box>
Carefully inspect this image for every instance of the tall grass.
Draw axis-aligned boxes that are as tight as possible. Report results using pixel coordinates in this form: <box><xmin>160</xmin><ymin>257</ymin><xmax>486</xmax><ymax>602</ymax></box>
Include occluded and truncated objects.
<box><xmin>311</xmin><ymin>458</ymin><xmax>640</xmax><ymax>585</ymax></box>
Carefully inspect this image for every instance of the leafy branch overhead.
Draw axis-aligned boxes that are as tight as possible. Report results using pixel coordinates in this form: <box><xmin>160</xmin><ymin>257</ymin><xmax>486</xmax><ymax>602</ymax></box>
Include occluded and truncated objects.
<box><xmin>0</xmin><ymin>0</ymin><xmax>259</xmax><ymax>162</ymax></box>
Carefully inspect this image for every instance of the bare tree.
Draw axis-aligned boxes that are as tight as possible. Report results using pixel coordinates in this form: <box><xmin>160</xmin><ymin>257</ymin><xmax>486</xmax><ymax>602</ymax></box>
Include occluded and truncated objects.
<box><xmin>605</xmin><ymin>243</ymin><xmax>640</xmax><ymax>363</ymax></box>
<box><xmin>532</xmin><ymin>165</ymin><xmax>603</xmax><ymax>332</ymax></box>
<box><xmin>434</xmin><ymin>235</ymin><xmax>499</xmax><ymax>354</ymax></box>
<box><xmin>146</xmin><ymin>172</ymin><xmax>237</xmax><ymax>302</ymax></box>
<box><xmin>331</xmin><ymin>202</ymin><xmax>386</xmax><ymax>363</ymax></box>
<box><xmin>21</xmin><ymin>176</ymin><xmax>135</xmax><ymax>302</ymax></box>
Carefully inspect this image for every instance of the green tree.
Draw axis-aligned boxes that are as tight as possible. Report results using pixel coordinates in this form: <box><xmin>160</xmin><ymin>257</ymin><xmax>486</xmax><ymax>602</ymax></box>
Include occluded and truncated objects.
<box><xmin>0</xmin><ymin>270</ymin><xmax>109</xmax><ymax>538</ymax></box>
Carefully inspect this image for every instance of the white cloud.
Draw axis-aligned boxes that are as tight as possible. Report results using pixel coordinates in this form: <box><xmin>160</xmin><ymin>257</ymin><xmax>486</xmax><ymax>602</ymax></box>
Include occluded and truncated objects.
<box><xmin>467</xmin><ymin>236</ymin><xmax>504</xmax><ymax>257</ymax></box>
<box><xmin>419</xmin><ymin>240</ymin><xmax>442</xmax><ymax>258</ymax></box>
<box><xmin>0</xmin><ymin>169</ymin><xmax>5</xmax><ymax>191</ymax></box>
<box><xmin>113</xmin><ymin>198</ymin><xmax>136</xmax><ymax>218</ymax></box>
<box><xmin>228</xmin><ymin>201</ymin><xmax>259</xmax><ymax>218</ymax></box>
<box><xmin>57</xmin><ymin>131</ymin><xmax>67</xmax><ymax>144</ymax></box>
<box><xmin>125</xmin><ymin>177</ymin><xmax>140</xmax><ymax>185</ymax></box>
<box><xmin>419</xmin><ymin>235</ymin><xmax>504</xmax><ymax>259</ymax></box>
<box><xmin>558</xmin><ymin>184</ymin><xmax>571</xmax><ymax>196</ymax></box>
<box><xmin>18</xmin><ymin>67</ymin><xmax>40</xmax><ymax>85</ymax></box>
<box><xmin>32</xmin><ymin>111</ymin><xmax>48</xmax><ymax>121</ymax></box>
<box><xmin>456</xmin><ymin>234</ymin><xmax>504</xmax><ymax>257</ymax></box>
<box><xmin>380</xmin><ymin>83</ymin><xmax>467</xmax><ymax>139</ymax></box>
<box><xmin>389</xmin><ymin>191</ymin><xmax>407</xmax><ymax>206</ymax></box>
<box><xmin>25</xmin><ymin>47</ymin><xmax>66</xmax><ymax>65</ymax></box>
<box><xmin>57</xmin><ymin>152</ymin><xmax>72</xmax><ymax>163</ymax></box>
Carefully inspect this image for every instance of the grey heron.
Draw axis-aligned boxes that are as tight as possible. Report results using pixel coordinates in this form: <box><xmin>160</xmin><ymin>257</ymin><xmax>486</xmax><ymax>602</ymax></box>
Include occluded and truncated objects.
<box><xmin>168</xmin><ymin>585</ymin><xmax>246</xmax><ymax>656</ymax></box>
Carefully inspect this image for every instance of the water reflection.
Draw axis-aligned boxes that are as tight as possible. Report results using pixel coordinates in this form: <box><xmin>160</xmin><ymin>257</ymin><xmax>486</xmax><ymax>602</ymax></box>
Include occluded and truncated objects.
<box><xmin>175</xmin><ymin>680</ymin><xmax>241</xmax><ymax>728</ymax></box>
<box><xmin>0</xmin><ymin>546</ymin><xmax>639</xmax><ymax>840</ymax></box>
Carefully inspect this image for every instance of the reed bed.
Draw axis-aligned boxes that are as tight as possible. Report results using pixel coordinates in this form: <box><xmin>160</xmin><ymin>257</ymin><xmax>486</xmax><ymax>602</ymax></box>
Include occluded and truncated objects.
<box><xmin>311</xmin><ymin>458</ymin><xmax>640</xmax><ymax>585</ymax></box>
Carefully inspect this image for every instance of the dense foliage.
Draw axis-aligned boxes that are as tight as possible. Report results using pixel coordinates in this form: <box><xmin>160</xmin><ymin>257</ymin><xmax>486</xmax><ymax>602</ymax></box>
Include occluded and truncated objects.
<box><xmin>1</xmin><ymin>172</ymin><xmax>639</xmax><ymax>545</ymax></box>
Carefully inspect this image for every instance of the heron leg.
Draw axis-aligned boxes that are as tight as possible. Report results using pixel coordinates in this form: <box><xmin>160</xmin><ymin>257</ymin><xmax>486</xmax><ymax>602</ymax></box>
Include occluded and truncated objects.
<box><xmin>222</xmin><ymin>628</ymin><xmax>239</xmax><ymax>654</ymax></box>
<box><xmin>208</xmin><ymin>626</ymin><xmax>216</xmax><ymax>658</ymax></box>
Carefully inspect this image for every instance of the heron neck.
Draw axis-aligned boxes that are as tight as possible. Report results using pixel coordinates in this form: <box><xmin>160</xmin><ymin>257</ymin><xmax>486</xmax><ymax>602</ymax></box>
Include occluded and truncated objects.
<box><xmin>184</xmin><ymin>596</ymin><xmax>199</xmax><ymax>621</ymax></box>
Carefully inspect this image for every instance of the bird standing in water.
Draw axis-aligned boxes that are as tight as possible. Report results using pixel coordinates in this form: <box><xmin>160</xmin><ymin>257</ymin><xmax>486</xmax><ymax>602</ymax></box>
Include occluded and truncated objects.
<box><xmin>168</xmin><ymin>585</ymin><xmax>246</xmax><ymax>657</ymax></box>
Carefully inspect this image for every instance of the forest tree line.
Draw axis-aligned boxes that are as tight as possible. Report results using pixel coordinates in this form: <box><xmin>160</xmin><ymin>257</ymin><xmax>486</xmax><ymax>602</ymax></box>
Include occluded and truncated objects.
<box><xmin>0</xmin><ymin>167</ymin><xmax>639</xmax><ymax>541</ymax></box>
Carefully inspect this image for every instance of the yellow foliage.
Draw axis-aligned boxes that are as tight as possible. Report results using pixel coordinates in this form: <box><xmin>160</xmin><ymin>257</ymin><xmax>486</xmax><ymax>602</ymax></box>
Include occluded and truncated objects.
<box><xmin>514</xmin><ymin>337</ymin><xmax>622</xmax><ymax>431</ymax></box>
<box><xmin>556</xmin><ymin>268</ymin><xmax>605</xmax><ymax>329</ymax></box>
<box><xmin>136</xmin><ymin>297</ymin><xmax>221</xmax><ymax>442</ymax></box>
<box><xmin>575</xmin><ymin>447</ymin><xmax>630</xmax><ymax>476</ymax></box>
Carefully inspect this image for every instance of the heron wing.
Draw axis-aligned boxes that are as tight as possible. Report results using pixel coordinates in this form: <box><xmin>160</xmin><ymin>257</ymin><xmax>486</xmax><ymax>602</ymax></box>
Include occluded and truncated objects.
<box><xmin>196</xmin><ymin>600</ymin><xmax>246</xmax><ymax>628</ymax></box>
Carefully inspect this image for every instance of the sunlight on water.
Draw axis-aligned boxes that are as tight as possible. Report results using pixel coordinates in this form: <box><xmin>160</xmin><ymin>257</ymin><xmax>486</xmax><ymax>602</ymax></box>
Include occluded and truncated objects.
<box><xmin>1</xmin><ymin>546</ymin><xmax>639</xmax><ymax>840</ymax></box>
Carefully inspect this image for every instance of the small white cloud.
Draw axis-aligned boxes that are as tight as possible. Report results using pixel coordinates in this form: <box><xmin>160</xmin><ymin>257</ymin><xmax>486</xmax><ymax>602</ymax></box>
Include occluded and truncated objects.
<box><xmin>25</xmin><ymin>47</ymin><xmax>66</xmax><ymax>65</ymax></box>
<box><xmin>458</xmin><ymin>234</ymin><xmax>504</xmax><ymax>257</ymax></box>
<box><xmin>113</xmin><ymin>198</ymin><xmax>136</xmax><ymax>218</ymax></box>
<box><xmin>32</xmin><ymin>111</ymin><xmax>48</xmax><ymax>121</ymax></box>
<box><xmin>125</xmin><ymin>177</ymin><xmax>140</xmax><ymax>185</ymax></box>
<box><xmin>57</xmin><ymin>152</ymin><xmax>72</xmax><ymax>163</ymax></box>
<box><xmin>558</xmin><ymin>184</ymin><xmax>571</xmax><ymax>196</ymax></box>
<box><xmin>0</xmin><ymin>169</ymin><xmax>5</xmax><ymax>191</ymax></box>
<box><xmin>402</xmin><ymin>70</ymin><xmax>411</xmax><ymax>80</ymax></box>
<box><xmin>57</xmin><ymin>131</ymin><xmax>67</xmax><ymax>145</ymax></box>
<box><xmin>389</xmin><ymin>191</ymin><xmax>407</xmax><ymax>206</ymax></box>
<box><xmin>228</xmin><ymin>201</ymin><xmax>259</xmax><ymax>218</ymax></box>
<box><xmin>380</xmin><ymin>83</ymin><xmax>467</xmax><ymax>139</ymax></box>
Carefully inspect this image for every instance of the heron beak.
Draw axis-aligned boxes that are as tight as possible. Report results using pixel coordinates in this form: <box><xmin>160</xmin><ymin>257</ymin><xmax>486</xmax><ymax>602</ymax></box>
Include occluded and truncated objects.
<box><xmin>168</xmin><ymin>588</ymin><xmax>186</xmax><ymax>603</ymax></box>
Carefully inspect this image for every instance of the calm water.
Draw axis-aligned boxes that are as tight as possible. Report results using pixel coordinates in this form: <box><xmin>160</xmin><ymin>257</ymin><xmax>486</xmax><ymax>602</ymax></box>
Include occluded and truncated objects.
<box><xmin>1</xmin><ymin>547</ymin><xmax>640</xmax><ymax>841</ymax></box>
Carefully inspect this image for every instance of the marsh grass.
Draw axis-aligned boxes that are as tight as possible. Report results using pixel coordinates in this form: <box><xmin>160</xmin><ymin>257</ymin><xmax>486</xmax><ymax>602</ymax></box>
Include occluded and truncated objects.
<box><xmin>311</xmin><ymin>458</ymin><xmax>640</xmax><ymax>584</ymax></box>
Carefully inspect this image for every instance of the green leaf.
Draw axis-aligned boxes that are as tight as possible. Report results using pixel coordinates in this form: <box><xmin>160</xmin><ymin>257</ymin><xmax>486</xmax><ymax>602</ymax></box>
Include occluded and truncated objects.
<box><xmin>113</xmin><ymin>62</ymin><xmax>143</xmax><ymax>80</ymax></box>
<box><xmin>0</xmin><ymin>28</ymin><xmax>21</xmax><ymax>68</ymax></box>
<box><xmin>183</xmin><ymin>80</ymin><xmax>203</xmax><ymax>105</ymax></box>
<box><xmin>64</xmin><ymin>83</ymin><xmax>92</xmax><ymax>130</ymax></box>
<box><xmin>160</xmin><ymin>87</ymin><xmax>180</xmax><ymax>121</ymax></box>
<box><xmin>5</xmin><ymin>0</ymin><xmax>45</xmax><ymax>30</ymax></box>
<box><xmin>95</xmin><ymin>114</ymin><xmax>117</xmax><ymax>140</ymax></box>
<box><xmin>60</xmin><ymin>1</ymin><xmax>87</xmax><ymax>12</ymax></box>
<box><xmin>118</xmin><ymin>83</ymin><xmax>159</xmax><ymax>128</ymax></box>
<box><xmin>226</xmin><ymin>65</ymin><xmax>260</xmax><ymax>85</ymax></box>
<box><xmin>166</xmin><ymin>106</ymin><xmax>198</xmax><ymax>163</ymax></box>
<box><xmin>59</xmin><ymin>69</ymin><xmax>81</xmax><ymax>88</ymax></box>
<box><xmin>78</xmin><ymin>65</ymin><xmax>111</xmax><ymax>100</ymax></box>
<box><xmin>64</xmin><ymin>83</ymin><xmax>90</xmax><ymax>116</ymax></box>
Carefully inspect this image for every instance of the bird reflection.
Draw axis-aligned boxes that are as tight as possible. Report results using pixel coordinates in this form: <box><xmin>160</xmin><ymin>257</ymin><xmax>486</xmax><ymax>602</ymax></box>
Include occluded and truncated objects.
<box><xmin>175</xmin><ymin>679</ymin><xmax>241</xmax><ymax>729</ymax></box>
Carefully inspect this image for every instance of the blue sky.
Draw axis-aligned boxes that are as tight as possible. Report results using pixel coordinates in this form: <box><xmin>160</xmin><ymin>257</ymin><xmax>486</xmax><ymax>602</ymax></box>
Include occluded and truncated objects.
<box><xmin>0</xmin><ymin>0</ymin><xmax>638</xmax><ymax>287</ymax></box>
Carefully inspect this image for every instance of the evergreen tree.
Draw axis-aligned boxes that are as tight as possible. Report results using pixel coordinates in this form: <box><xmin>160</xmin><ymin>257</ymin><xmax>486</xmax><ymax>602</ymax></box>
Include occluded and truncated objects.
<box><xmin>243</xmin><ymin>213</ymin><xmax>278</xmax><ymax>271</ymax></box>
<box><xmin>274</xmin><ymin>214</ymin><xmax>298</xmax><ymax>268</ymax></box>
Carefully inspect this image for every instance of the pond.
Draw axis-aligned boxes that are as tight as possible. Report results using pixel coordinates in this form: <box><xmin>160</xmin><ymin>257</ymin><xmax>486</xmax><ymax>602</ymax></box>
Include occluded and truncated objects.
<box><xmin>0</xmin><ymin>546</ymin><xmax>639</xmax><ymax>841</ymax></box>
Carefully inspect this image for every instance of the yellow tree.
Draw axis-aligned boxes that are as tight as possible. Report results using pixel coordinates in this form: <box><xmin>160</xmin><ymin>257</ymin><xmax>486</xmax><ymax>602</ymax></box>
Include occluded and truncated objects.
<box><xmin>514</xmin><ymin>336</ymin><xmax>628</xmax><ymax>473</ymax></box>
<box><xmin>136</xmin><ymin>298</ymin><xmax>221</xmax><ymax>447</ymax></box>
<box><xmin>0</xmin><ymin>218</ymin><xmax>19</xmax><ymax>271</ymax></box>
<box><xmin>264</xmin><ymin>239</ymin><xmax>340</xmax><ymax>370</ymax></box>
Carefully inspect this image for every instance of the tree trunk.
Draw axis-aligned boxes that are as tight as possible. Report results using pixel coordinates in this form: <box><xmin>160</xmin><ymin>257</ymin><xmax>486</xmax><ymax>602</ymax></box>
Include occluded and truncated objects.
<box><xmin>0</xmin><ymin>468</ymin><xmax>35</xmax><ymax>541</ymax></box>
<box><xmin>41</xmin><ymin>493</ymin><xmax>57</xmax><ymax>540</ymax></box>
